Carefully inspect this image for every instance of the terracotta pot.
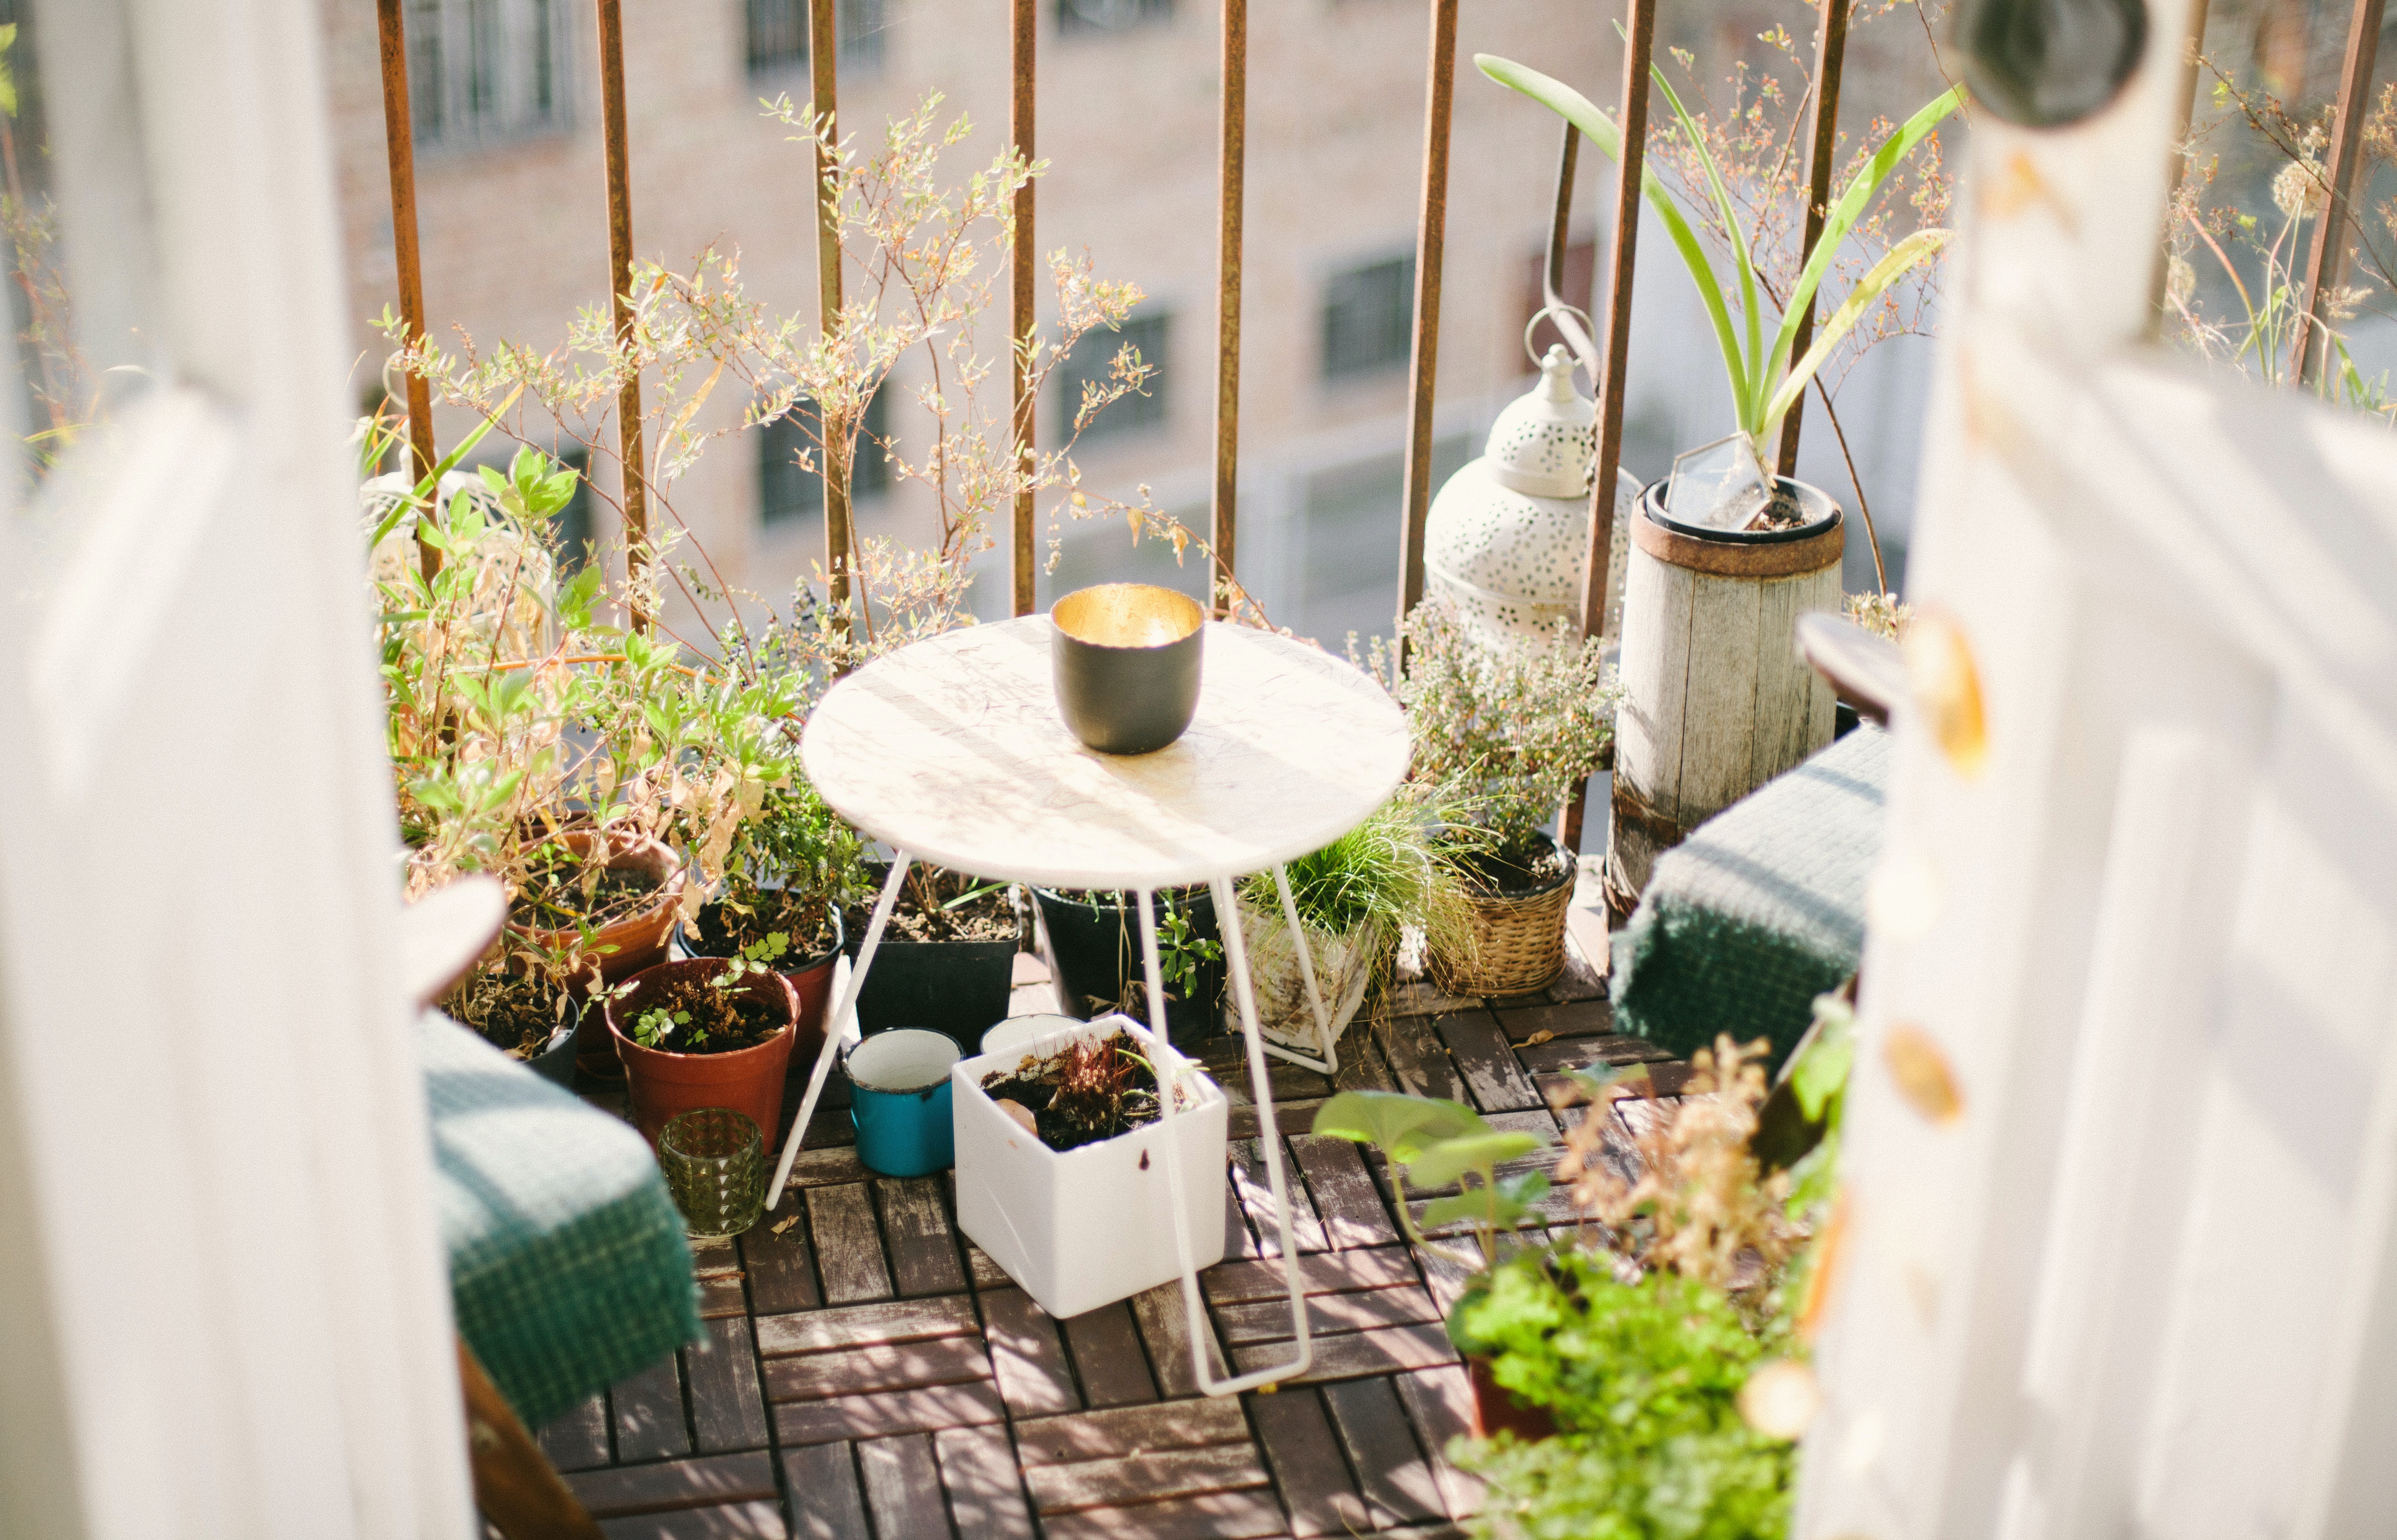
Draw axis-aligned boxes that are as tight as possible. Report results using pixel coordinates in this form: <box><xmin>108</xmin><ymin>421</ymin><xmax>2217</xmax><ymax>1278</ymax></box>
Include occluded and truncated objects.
<box><xmin>606</xmin><ymin>961</ymin><xmax>803</xmax><ymax>1150</ymax></box>
<box><xmin>511</xmin><ymin>827</ymin><xmax>686</xmax><ymax>984</ymax></box>
<box><xmin>1467</xmin><ymin>1354</ymin><xmax>1559</xmax><ymax>1442</ymax></box>
<box><xmin>686</xmin><ymin>900</ymin><xmax>845</xmax><ymax>1053</ymax></box>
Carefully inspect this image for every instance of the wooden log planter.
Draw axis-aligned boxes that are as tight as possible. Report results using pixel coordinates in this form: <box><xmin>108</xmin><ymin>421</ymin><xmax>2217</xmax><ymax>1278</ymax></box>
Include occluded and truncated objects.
<box><xmin>1607</xmin><ymin>479</ymin><xmax>1844</xmax><ymax>909</ymax></box>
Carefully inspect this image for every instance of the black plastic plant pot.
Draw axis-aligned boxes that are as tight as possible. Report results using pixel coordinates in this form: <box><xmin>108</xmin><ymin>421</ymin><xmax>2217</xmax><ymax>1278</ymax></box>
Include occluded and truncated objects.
<box><xmin>1034</xmin><ymin>887</ymin><xmax>1225</xmax><ymax>1050</ymax></box>
<box><xmin>844</xmin><ymin>928</ymin><xmax>1021</xmax><ymax>1056</ymax></box>
<box><xmin>1050</xmin><ymin>583</ymin><xmax>1206</xmax><ymax>755</ymax></box>
<box><xmin>1643</xmin><ymin>474</ymin><xmax>1841</xmax><ymax>545</ymax></box>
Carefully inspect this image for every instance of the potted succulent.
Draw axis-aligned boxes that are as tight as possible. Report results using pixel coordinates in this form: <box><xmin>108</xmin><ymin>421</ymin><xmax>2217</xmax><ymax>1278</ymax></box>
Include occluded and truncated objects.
<box><xmin>1232</xmin><ymin>788</ymin><xmax>1474</xmax><ymax>1059</ymax></box>
<box><xmin>682</xmin><ymin>776</ymin><xmax>866</xmax><ymax>1051</ymax></box>
<box><xmin>952</xmin><ymin>1013</ymin><xmax>1227</xmax><ymax>1318</ymax></box>
<box><xmin>1309</xmin><ymin>1089</ymin><xmax>1557</xmax><ymax>1437</ymax></box>
<box><xmin>846</xmin><ymin>865</ymin><xmax>1027</xmax><ymax>1053</ymax></box>
<box><xmin>1479</xmin><ymin>56</ymin><xmax>1959</xmax><ymax>898</ymax></box>
<box><xmin>1396</xmin><ymin>601</ymin><xmax>1614</xmax><ymax>996</ymax></box>
<box><xmin>603</xmin><ymin>948</ymin><xmax>802</xmax><ymax>1150</ymax></box>
<box><xmin>1033</xmin><ymin>887</ymin><xmax>1225</xmax><ymax>1049</ymax></box>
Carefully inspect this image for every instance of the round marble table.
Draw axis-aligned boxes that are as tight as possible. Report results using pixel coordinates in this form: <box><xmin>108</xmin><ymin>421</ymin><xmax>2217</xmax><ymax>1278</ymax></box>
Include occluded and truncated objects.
<box><xmin>770</xmin><ymin>615</ymin><xmax>1411</xmax><ymax>1397</ymax></box>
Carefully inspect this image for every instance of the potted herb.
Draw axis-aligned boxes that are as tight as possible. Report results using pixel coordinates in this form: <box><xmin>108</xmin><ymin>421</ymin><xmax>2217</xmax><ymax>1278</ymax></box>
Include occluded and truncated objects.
<box><xmin>1232</xmin><ymin>789</ymin><xmax>1473</xmax><ymax>1058</ymax></box>
<box><xmin>1396</xmin><ymin>602</ymin><xmax>1614</xmax><ymax>996</ymax></box>
<box><xmin>439</xmin><ymin>945</ymin><xmax>583</xmax><ymax>1088</ymax></box>
<box><xmin>508</xmin><ymin>825</ymin><xmax>685</xmax><ymax>984</ymax></box>
<box><xmin>603</xmin><ymin>948</ymin><xmax>802</xmax><ymax>1150</ymax></box>
<box><xmin>952</xmin><ymin>1014</ymin><xmax>1228</xmax><ymax>1318</ymax></box>
<box><xmin>1033</xmin><ymin>887</ymin><xmax>1225</xmax><ymax>1049</ymax></box>
<box><xmin>847</xmin><ymin>865</ymin><xmax>1026</xmax><ymax>1053</ymax></box>
<box><xmin>684</xmin><ymin>777</ymin><xmax>866</xmax><ymax>1051</ymax></box>
<box><xmin>1309</xmin><ymin>1089</ymin><xmax>1556</xmax><ymax>1436</ymax></box>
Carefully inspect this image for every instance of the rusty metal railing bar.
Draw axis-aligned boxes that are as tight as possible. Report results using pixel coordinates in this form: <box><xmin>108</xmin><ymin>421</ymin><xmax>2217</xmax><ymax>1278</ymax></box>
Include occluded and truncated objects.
<box><xmin>1210</xmin><ymin>0</ymin><xmax>1248</xmax><ymax>610</ymax></box>
<box><xmin>374</xmin><ymin>0</ymin><xmax>442</xmax><ymax>580</ymax></box>
<box><xmin>2297</xmin><ymin>0</ymin><xmax>2385</xmax><ymax>386</ymax></box>
<box><xmin>1774</xmin><ymin>0</ymin><xmax>1851</xmax><ymax>478</ymax></box>
<box><xmin>595</xmin><ymin>0</ymin><xmax>651</xmax><ymax>633</ymax></box>
<box><xmin>1541</xmin><ymin>122</ymin><xmax>1599</xmax><ymax>373</ymax></box>
<box><xmin>811</xmin><ymin>0</ymin><xmax>852</xmax><ymax>642</ymax></box>
<box><xmin>1395</xmin><ymin>0</ymin><xmax>1461</xmax><ymax>636</ymax></box>
<box><xmin>1012</xmin><ymin>0</ymin><xmax>1038</xmax><ymax>618</ymax></box>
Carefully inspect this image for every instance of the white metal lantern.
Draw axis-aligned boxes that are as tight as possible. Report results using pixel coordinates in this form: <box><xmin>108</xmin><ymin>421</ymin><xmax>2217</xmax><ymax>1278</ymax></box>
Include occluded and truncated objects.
<box><xmin>1423</xmin><ymin>341</ymin><xmax>1635</xmax><ymax>645</ymax></box>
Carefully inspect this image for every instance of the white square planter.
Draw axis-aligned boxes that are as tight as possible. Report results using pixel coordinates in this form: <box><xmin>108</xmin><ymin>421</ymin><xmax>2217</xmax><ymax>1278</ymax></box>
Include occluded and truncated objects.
<box><xmin>952</xmin><ymin>1013</ymin><xmax>1228</xmax><ymax>1320</ymax></box>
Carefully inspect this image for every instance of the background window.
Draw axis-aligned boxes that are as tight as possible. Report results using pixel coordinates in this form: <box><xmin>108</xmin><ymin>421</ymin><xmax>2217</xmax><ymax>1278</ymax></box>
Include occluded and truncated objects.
<box><xmin>1056</xmin><ymin>0</ymin><xmax>1172</xmax><ymax>35</ymax></box>
<box><xmin>1052</xmin><ymin>314</ymin><xmax>1167</xmax><ymax>443</ymax></box>
<box><xmin>1321</xmin><ymin>254</ymin><xmax>1416</xmax><ymax>381</ymax></box>
<box><xmin>758</xmin><ymin>393</ymin><xmax>889</xmax><ymax>527</ymax></box>
<box><xmin>746</xmin><ymin>0</ymin><xmax>889</xmax><ymax>78</ymax></box>
<box><xmin>406</xmin><ymin>0</ymin><xmax>572</xmax><ymax>151</ymax></box>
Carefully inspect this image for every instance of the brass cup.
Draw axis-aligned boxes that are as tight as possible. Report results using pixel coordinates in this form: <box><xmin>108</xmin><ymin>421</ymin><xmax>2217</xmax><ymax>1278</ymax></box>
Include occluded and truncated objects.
<box><xmin>1050</xmin><ymin>583</ymin><xmax>1207</xmax><ymax>755</ymax></box>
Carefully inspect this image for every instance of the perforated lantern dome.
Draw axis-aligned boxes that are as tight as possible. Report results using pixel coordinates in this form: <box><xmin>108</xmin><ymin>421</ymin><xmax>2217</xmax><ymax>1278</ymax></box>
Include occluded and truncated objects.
<box><xmin>1423</xmin><ymin>344</ymin><xmax>1630</xmax><ymax>645</ymax></box>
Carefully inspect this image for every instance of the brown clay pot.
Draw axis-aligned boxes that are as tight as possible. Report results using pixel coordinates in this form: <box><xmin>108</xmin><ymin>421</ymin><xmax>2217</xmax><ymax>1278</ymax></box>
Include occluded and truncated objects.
<box><xmin>606</xmin><ymin>960</ymin><xmax>805</xmax><ymax>1150</ymax></box>
<box><xmin>1467</xmin><ymin>1354</ymin><xmax>1559</xmax><ymax>1442</ymax></box>
<box><xmin>511</xmin><ymin>826</ymin><xmax>685</xmax><ymax>983</ymax></box>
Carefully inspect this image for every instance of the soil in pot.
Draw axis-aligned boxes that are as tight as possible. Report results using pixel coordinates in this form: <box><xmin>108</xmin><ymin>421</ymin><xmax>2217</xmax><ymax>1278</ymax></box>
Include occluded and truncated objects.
<box><xmin>1035</xmin><ymin>887</ymin><xmax>1224</xmax><ymax>1049</ymax></box>
<box><xmin>1452</xmin><ymin>833</ymin><xmax>1574</xmax><ymax>900</ymax></box>
<box><xmin>846</xmin><ymin>866</ymin><xmax>1022</xmax><ymax>1051</ymax></box>
<box><xmin>619</xmin><ymin>968</ymin><xmax>789</xmax><ymax>1056</ymax></box>
<box><xmin>516</xmin><ymin>851</ymin><xmax>665</xmax><ymax>930</ymax></box>
<box><xmin>441</xmin><ymin>965</ymin><xmax>578</xmax><ymax>1060</ymax></box>
<box><xmin>689</xmin><ymin>885</ymin><xmax>840</xmax><ymax>964</ymax></box>
<box><xmin>978</xmin><ymin>1029</ymin><xmax>1165</xmax><ymax>1153</ymax></box>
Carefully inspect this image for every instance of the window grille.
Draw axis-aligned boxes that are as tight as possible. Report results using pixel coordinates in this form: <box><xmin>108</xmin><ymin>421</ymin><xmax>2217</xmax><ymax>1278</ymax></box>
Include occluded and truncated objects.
<box><xmin>405</xmin><ymin>0</ymin><xmax>572</xmax><ymax>152</ymax></box>
<box><xmin>1051</xmin><ymin>313</ymin><xmax>1168</xmax><ymax>443</ymax></box>
<box><xmin>1055</xmin><ymin>0</ymin><xmax>1173</xmax><ymax>36</ymax></box>
<box><xmin>746</xmin><ymin>0</ymin><xmax>889</xmax><ymax>78</ymax></box>
<box><xmin>1321</xmin><ymin>254</ymin><xmax>1416</xmax><ymax>381</ymax></box>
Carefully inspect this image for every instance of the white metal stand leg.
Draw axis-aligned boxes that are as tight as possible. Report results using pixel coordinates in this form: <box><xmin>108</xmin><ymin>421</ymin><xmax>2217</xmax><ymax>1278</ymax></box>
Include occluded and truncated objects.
<box><xmin>1145</xmin><ymin>880</ymin><xmax>1314</xmax><ymax>1396</ymax></box>
<box><xmin>767</xmin><ymin>852</ymin><xmax>911</xmax><ymax>1207</ymax></box>
<box><xmin>1251</xmin><ymin>862</ymin><xmax>1340</xmax><ymax>1076</ymax></box>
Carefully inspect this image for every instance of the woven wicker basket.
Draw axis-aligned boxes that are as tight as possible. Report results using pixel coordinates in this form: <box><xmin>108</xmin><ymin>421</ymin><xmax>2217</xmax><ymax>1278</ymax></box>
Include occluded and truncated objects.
<box><xmin>1430</xmin><ymin>850</ymin><xmax>1576</xmax><ymax>997</ymax></box>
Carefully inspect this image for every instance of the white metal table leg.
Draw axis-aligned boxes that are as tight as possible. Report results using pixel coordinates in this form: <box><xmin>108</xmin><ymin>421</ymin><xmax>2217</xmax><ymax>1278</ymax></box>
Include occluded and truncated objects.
<box><xmin>767</xmin><ymin>852</ymin><xmax>911</xmax><ymax>1207</ymax></box>
<box><xmin>1142</xmin><ymin>879</ymin><xmax>1314</xmax><ymax>1397</ymax></box>
<box><xmin>1252</xmin><ymin>862</ymin><xmax>1340</xmax><ymax>1076</ymax></box>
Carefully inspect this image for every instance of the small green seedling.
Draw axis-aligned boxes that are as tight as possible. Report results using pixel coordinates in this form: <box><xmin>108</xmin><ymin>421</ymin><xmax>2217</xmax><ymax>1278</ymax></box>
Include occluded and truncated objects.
<box><xmin>1311</xmin><ymin>1090</ymin><xmax>1551</xmax><ymax>1273</ymax></box>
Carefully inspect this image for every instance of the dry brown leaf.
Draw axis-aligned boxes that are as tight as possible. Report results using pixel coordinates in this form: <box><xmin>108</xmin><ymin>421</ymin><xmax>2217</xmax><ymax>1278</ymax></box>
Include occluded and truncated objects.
<box><xmin>769</xmin><ymin>1212</ymin><xmax>801</xmax><ymax>1237</ymax></box>
<box><xmin>1524</xmin><ymin>1030</ymin><xmax>1556</xmax><ymax>1046</ymax></box>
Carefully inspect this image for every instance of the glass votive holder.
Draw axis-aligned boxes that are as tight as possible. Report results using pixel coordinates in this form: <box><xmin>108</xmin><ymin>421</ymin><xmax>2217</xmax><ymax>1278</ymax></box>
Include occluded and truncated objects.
<box><xmin>659</xmin><ymin>1107</ymin><xmax>766</xmax><ymax>1238</ymax></box>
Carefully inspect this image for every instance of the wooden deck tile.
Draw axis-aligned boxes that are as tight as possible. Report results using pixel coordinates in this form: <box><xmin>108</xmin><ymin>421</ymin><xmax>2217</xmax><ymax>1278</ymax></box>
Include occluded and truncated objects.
<box><xmin>764</xmin><ymin>1336</ymin><xmax>993</xmax><ymax>1403</ymax></box>
<box><xmin>1393</xmin><ymin>1365</ymin><xmax>1486</xmax><ymax>1521</ymax></box>
<box><xmin>537</xmin><ymin>1394</ymin><xmax>612</xmax><ymax>1473</ymax></box>
<box><xmin>1023</xmin><ymin>1441</ymin><xmax>1271</xmax><ymax>1512</ymax></box>
<box><xmin>1248</xmin><ymin>1387</ymin><xmax>1370</xmax><ymax>1537</ymax></box>
<box><xmin>1233</xmin><ymin>1322</ymin><xmax>1458</xmax><ymax>1385</ymax></box>
<box><xmin>1228</xmin><ymin>1097</ymin><xmax>1329</xmax><ymax>1142</ymax></box>
<box><xmin>1435</xmin><ymin>1011</ymin><xmax>1543</xmax><ymax>1112</ymax></box>
<box><xmin>782</xmin><ymin>1443</ymin><xmax>870</xmax><ymax>1540</ymax></box>
<box><xmin>1487</xmin><ymin>998</ymin><xmax>1616</xmax><ymax>1044</ymax></box>
<box><xmin>1380</xmin><ymin>1015</ymin><xmax>1469</xmax><ymax>1103</ymax></box>
<box><xmin>1129</xmin><ymin>1280</ymin><xmax>1229</xmax><ymax>1399</ymax></box>
<box><xmin>1385</xmin><ymin>980</ymin><xmax>1483</xmax><ymax>1018</ymax></box>
<box><xmin>1204</xmin><ymin>1043</ymin><xmax>1333</xmax><ymax>1105</ymax></box>
<box><xmin>1059</xmin><ymin>1301</ymin><xmax>1158</xmax><ymax>1408</ymax></box>
<box><xmin>933</xmin><ymin>1425</ymin><xmax>1035</xmax><ymax>1540</ymax></box>
<box><xmin>877</xmin><ymin>1178</ymin><xmax>967</xmax><ymax>1297</ymax></box>
<box><xmin>1291</xmin><ymin>1135</ymin><xmax>1402</xmax><ymax>1249</ymax></box>
<box><xmin>692</xmin><ymin>1237</ymin><xmax>749</xmax><ymax>1320</ymax></box>
<box><xmin>1202</xmin><ymin>1245</ymin><xmax>1420</xmax><ymax>1304</ymax></box>
<box><xmin>858</xmin><ymin>1434</ymin><xmax>952</xmax><ymax>1539</ymax></box>
<box><xmin>1214</xmin><ymin>1283</ymin><xmax>1442</xmax><ymax>1345</ymax></box>
<box><xmin>1014</xmin><ymin>1397</ymin><xmax>1251</xmax><ymax>1465</ymax></box>
<box><xmin>741</xmin><ymin>1215</ymin><xmax>822</xmax><ymax>1315</ymax></box>
<box><xmin>597</xmin><ymin>1502</ymin><xmax>789</xmax><ymax>1538</ymax></box>
<box><xmin>755</xmin><ymin>1297</ymin><xmax>979</xmax><ymax>1358</ymax></box>
<box><xmin>568</xmin><ymin>1450</ymin><xmax>780</xmax><ymax>1518</ymax></box>
<box><xmin>1231</xmin><ymin>1138</ymin><xmax>1328</xmax><ymax>1256</ymax></box>
<box><xmin>963</xmin><ymin>1242</ymin><xmax>1012</xmax><ymax>1290</ymax></box>
<box><xmin>686</xmin><ymin>1317</ymin><xmax>770</xmax><ymax>1453</ymax></box>
<box><xmin>978</xmin><ymin>1286</ymin><xmax>1079</xmax><ymax>1417</ymax></box>
<box><xmin>1322</xmin><ymin>1378</ymin><xmax>1443</xmax><ymax>1528</ymax></box>
<box><xmin>612</xmin><ymin>1353</ymin><xmax>692</xmax><ymax>1462</ymax></box>
<box><xmin>806</xmin><ymin>1184</ymin><xmax>893</xmax><ymax>1304</ymax></box>
<box><xmin>1037</xmin><ymin>1489</ymin><xmax>1287</xmax><ymax>1540</ymax></box>
<box><xmin>1331</xmin><ymin>1036</ymin><xmax>1400</xmax><ymax>1093</ymax></box>
<box><xmin>778</xmin><ymin>1146</ymin><xmax>871</xmax><ymax>1189</ymax></box>
<box><xmin>774</xmin><ymin>1380</ymin><xmax>1007</xmax><ymax>1447</ymax></box>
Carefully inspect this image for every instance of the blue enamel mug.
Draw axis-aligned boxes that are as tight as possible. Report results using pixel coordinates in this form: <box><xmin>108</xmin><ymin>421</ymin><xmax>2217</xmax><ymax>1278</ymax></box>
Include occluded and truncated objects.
<box><xmin>845</xmin><ymin>1029</ymin><xmax>962</xmax><ymax>1177</ymax></box>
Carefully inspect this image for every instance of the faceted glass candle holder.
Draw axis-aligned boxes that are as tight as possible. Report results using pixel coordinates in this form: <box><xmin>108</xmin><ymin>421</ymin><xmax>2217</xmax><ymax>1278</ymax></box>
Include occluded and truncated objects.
<box><xmin>659</xmin><ymin>1107</ymin><xmax>767</xmax><ymax>1238</ymax></box>
<box><xmin>1665</xmin><ymin>433</ymin><xmax>1773</xmax><ymax>533</ymax></box>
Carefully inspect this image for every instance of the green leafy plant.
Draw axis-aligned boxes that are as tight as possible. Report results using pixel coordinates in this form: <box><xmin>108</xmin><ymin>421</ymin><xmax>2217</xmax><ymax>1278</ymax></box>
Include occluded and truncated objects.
<box><xmin>1454</xmin><ymin>1254</ymin><xmax>1796</xmax><ymax>1540</ymax></box>
<box><xmin>632</xmin><ymin>1005</ymin><xmax>696</xmax><ymax>1050</ymax></box>
<box><xmin>1311</xmin><ymin>1091</ymin><xmax>1551</xmax><ymax>1274</ymax></box>
<box><xmin>1154</xmin><ymin>896</ymin><xmax>1222</xmax><ymax>1000</ymax></box>
<box><xmin>1478</xmin><ymin>54</ymin><xmax>1960</xmax><ymax>478</ymax></box>
<box><xmin>1240</xmin><ymin>787</ymin><xmax>1473</xmax><ymax>959</ymax></box>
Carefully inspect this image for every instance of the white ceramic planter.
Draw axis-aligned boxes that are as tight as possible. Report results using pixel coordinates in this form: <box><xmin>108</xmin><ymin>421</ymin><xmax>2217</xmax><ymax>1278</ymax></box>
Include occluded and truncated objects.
<box><xmin>1235</xmin><ymin>895</ymin><xmax>1377</xmax><ymax>1059</ymax></box>
<box><xmin>952</xmin><ymin>1013</ymin><xmax>1228</xmax><ymax>1320</ymax></box>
